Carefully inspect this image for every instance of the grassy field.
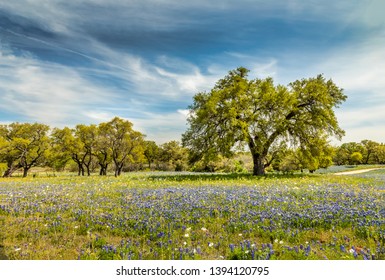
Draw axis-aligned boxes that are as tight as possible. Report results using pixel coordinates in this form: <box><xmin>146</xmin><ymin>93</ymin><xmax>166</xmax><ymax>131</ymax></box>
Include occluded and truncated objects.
<box><xmin>1</xmin><ymin>169</ymin><xmax>385</xmax><ymax>260</ymax></box>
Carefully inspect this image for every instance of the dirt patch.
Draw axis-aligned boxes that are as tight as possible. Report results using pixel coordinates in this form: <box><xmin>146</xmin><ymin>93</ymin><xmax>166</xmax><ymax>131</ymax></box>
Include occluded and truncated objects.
<box><xmin>334</xmin><ymin>168</ymin><xmax>383</xmax><ymax>176</ymax></box>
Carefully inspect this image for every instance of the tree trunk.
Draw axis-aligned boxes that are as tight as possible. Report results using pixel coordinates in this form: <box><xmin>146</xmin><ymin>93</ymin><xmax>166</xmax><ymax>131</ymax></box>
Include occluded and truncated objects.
<box><xmin>252</xmin><ymin>153</ymin><xmax>265</xmax><ymax>176</ymax></box>
<box><xmin>99</xmin><ymin>164</ymin><xmax>108</xmax><ymax>175</ymax></box>
<box><xmin>23</xmin><ymin>167</ymin><xmax>29</xmax><ymax>178</ymax></box>
<box><xmin>3</xmin><ymin>168</ymin><xmax>13</xmax><ymax>178</ymax></box>
<box><xmin>114</xmin><ymin>161</ymin><xmax>124</xmax><ymax>177</ymax></box>
<box><xmin>78</xmin><ymin>165</ymin><xmax>85</xmax><ymax>176</ymax></box>
<box><xmin>85</xmin><ymin>164</ymin><xmax>91</xmax><ymax>176</ymax></box>
<box><xmin>84</xmin><ymin>154</ymin><xmax>92</xmax><ymax>176</ymax></box>
<box><xmin>114</xmin><ymin>165</ymin><xmax>119</xmax><ymax>177</ymax></box>
<box><xmin>2</xmin><ymin>163</ymin><xmax>21</xmax><ymax>178</ymax></box>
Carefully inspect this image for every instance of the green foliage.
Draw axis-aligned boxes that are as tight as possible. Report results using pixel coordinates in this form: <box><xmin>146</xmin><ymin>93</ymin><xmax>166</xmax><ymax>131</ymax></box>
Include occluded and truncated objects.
<box><xmin>361</xmin><ymin>140</ymin><xmax>379</xmax><ymax>164</ymax></box>
<box><xmin>96</xmin><ymin>117</ymin><xmax>144</xmax><ymax>176</ymax></box>
<box><xmin>334</xmin><ymin>142</ymin><xmax>365</xmax><ymax>165</ymax></box>
<box><xmin>50</xmin><ymin>126</ymin><xmax>87</xmax><ymax>176</ymax></box>
<box><xmin>158</xmin><ymin>141</ymin><xmax>188</xmax><ymax>171</ymax></box>
<box><xmin>350</xmin><ymin>152</ymin><xmax>363</xmax><ymax>165</ymax></box>
<box><xmin>0</xmin><ymin>163</ymin><xmax>7</xmax><ymax>174</ymax></box>
<box><xmin>75</xmin><ymin>124</ymin><xmax>98</xmax><ymax>176</ymax></box>
<box><xmin>294</xmin><ymin>136</ymin><xmax>335</xmax><ymax>172</ymax></box>
<box><xmin>373</xmin><ymin>144</ymin><xmax>385</xmax><ymax>164</ymax></box>
<box><xmin>333</xmin><ymin>140</ymin><xmax>385</xmax><ymax>166</ymax></box>
<box><xmin>95</xmin><ymin>122</ymin><xmax>114</xmax><ymax>175</ymax></box>
<box><xmin>143</xmin><ymin>141</ymin><xmax>159</xmax><ymax>169</ymax></box>
<box><xmin>0</xmin><ymin>122</ymin><xmax>50</xmax><ymax>177</ymax></box>
<box><xmin>49</xmin><ymin>117</ymin><xmax>145</xmax><ymax>176</ymax></box>
<box><xmin>182</xmin><ymin>67</ymin><xmax>346</xmax><ymax>175</ymax></box>
<box><xmin>191</xmin><ymin>154</ymin><xmax>249</xmax><ymax>173</ymax></box>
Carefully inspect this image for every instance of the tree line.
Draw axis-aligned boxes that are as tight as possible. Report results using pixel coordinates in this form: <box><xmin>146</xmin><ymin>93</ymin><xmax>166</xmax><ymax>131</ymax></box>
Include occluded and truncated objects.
<box><xmin>2</xmin><ymin>67</ymin><xmax>384</xmax><ymax>177</ymax></box>
<box><xmin>269</xmin><ymin>140</ymin><xmax>385</xmax><ymax>173</ymax></box>
<box><xmin>1</xmin><ymin>116</ymin><xmax>384</xmax><ymax>178</ymax></box>
<box><xmin>0</xmin><ymin>117</ymin><xmax>188</xmax><ymax>178</ymax></box>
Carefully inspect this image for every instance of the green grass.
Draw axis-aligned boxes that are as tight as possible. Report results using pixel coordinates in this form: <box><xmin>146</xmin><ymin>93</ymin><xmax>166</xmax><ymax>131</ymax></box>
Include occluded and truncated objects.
<box><xmin>1</xmin><ymin>171</ymin><xmax>385</xmax><ymax>260</ymax></box>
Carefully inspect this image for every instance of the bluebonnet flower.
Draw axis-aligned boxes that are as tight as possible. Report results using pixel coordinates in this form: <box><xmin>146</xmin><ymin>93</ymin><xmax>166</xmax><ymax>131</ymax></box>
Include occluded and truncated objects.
<box><xmin>305</xmin><ymin>245</ymin><xmax>311</xmax><ymax>256</ymax></box>
<box><xmin>229</xmin><ymin>244</ymin><xmax>235</xmax><ymax>252</ymax></box>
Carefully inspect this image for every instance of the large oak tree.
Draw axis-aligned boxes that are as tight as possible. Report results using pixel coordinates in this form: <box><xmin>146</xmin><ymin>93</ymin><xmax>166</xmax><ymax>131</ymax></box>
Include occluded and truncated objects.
<box><xmin>182</xmin><ymin>67</ymin><xmax>347</xmax><ymax>175</ymax></box>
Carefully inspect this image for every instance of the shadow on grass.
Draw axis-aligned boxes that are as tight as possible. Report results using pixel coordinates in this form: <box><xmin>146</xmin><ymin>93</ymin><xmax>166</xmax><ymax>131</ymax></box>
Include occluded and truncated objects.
<box><xmin>148</xmin><ymin>172</ymin><xmax>311</xmax><ymax>182</ymax></box>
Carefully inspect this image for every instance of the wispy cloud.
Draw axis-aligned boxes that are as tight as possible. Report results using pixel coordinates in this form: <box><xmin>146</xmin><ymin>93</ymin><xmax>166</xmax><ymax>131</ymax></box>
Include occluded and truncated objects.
<box><xmin>315</xmin><ymin>34</ymin><xmax>385</xmax><ymax>143</ymax></box>
<box><xmin>1</xmin><ymin>0</ymin><xmax>384</xmax><ymax>143</ymax></box>
<box><xmin>0</xmin><ymin>48</ymin><xmax>114</xmax><ymax>127</ymax></box>
<box><xmin>127</xmin><ymin>110</ymin><xmax>190</xmax><ymax>144</ymax></box>
<box><xmin>0</xmin><ymin>31</ymin><xmax>218</xmax><ymax>139</ymax></box>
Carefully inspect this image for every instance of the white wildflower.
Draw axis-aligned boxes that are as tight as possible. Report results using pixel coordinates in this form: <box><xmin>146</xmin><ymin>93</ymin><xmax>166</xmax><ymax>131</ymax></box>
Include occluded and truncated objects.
<box><xmin>184</xmin><ymin>233</ymin><xmax>189</xmax><ymax>238</ymax></box>
<box><xmin>201</xmin><ymin>227</ymin><xmax>208</xmax><ymax>232</ymax></box>
<box><xmin>209</xmin><ymin>242</ymin><xmax>214</xmax><ymax>247</ymax></box>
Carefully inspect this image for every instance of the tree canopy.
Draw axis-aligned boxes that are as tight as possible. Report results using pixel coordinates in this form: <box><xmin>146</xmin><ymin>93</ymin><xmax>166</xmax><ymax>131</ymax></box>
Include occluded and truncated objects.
<box><xmin>0</xmin><ymin>122</ymin><xmax>50</xmax><ymax>177</ymax></box>
<box><xmin>182</xmin><ymin>67</ymin><xmax>347</xmax><ymax>175</ymax></box>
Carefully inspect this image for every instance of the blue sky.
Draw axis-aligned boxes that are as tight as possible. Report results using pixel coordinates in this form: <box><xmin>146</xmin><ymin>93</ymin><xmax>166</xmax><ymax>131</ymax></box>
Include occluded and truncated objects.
<box><xmin>1</xmin><ymin>0</ymin><xmax>384</xmax><ymax>144</ymax></box>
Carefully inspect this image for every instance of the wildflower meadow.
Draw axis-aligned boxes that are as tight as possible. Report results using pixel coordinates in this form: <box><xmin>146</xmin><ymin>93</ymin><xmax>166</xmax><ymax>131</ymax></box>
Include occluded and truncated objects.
<box><xmin>1</xmin><ymin>170</ymin><xmax>385</xmax><ymax>260</ymax></box>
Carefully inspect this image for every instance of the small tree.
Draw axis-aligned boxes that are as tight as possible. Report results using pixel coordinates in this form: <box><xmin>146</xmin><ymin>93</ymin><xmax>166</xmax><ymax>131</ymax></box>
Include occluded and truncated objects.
<box><xmin>361</xmin><ymin>140</ymin><xmax>379</xmax><ymax>164</ymax></box>
<box><xmin>334</xmin><ymin>142</ymin><xmax>367</xmax><ymax>165</ymax></box>
<box><xmin>350</xmin><ymin>152</ymin><xmax>363</xmax><ymax>165</ymax></box>
<box><xmin>373</xmin><ymin>144</ymin><xmax>385</xmax><ymax>164</ymax></box>
<box><xmin>95</xmin><ymin>124</ymin><xmax>113</xmax><ymax>175</ymax></box>
<box><xmin>51</xmin><ymin>127</ymin><xmax>88</xmax><ymax>176</ymax></box>
<box><xmin>297</xmin><ymin>135</ymin><xmax>334</xmax><ymax>172</ymax></box>
<box><xmin>143</xmin><ymin>141</ymin><xmax>159</xmax><ymax>169</ymax></box>
<box><xmin>159</xmin><ymin>141</ymin><xmax>189</xmax><ymax>171</ymax></box>
<box><xmin>0</xmin><ymin>122</ymin><xmax>50</xmax><ymax>177</ymax></box>
<box><xmin>99</xmin><ymin>117</ymin><xmax>144</xmax><ymax>177</ymax></box>
<box><xmin>75</xmin><ymin>124</ymin><xmax>98</xmax><ymax>176</ymax></box>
